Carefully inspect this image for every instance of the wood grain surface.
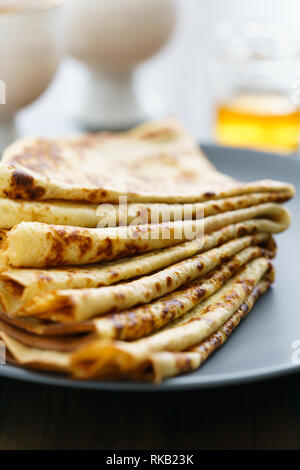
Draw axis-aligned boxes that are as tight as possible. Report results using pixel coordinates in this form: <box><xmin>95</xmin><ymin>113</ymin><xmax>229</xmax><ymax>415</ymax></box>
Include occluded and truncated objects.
<box><xmin>0</xmin><ymin>374</ymin><xmax>299</xmax><ymax>450</ymax></box>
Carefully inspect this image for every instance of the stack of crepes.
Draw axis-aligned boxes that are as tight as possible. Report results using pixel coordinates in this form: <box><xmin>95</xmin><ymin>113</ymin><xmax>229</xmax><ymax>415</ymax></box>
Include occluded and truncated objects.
<box><xmin>0</xmin><ymin>118</ymin><xmax>294</xmax><ymax>383</ymax></box>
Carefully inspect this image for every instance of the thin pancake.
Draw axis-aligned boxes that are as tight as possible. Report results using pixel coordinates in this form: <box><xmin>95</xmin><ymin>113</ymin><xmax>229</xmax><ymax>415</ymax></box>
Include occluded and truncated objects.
<box><xmin>1</xmin><ymin>202</ymin><xmax>290</xmax><ymax>267</ymax></box>
<box><xmin>16</xmin><ymin>233</ymin><xmax>273</xmax><ymax>322</ymax></box>
<box><xmin>0</xmin><ymin>331</ymin><xmax>70</xmax><ymax>372</ymax></box>
<box><xmin>0</xmin><ymin>190</ymin><xmax>291</xmax><ymax>229</ymax></box>
<box><xmin>139</xmin><ymin>279</ymin><xmax>271</xmax><ymax>383</ymax></box>
<box><xmin>0</xmin><ymin>312</ymin><xmax>94</xmax><ymax>336</ymax></box>
<box><xmin>0</xmin><ymin>316</ymin><xmax>95</xmax><ymax>352</ymax></box>
<box><xmin>0</xmin><ymin>242</ymin><xmax>273</xmax><ymax>345</ymax></box>
<box><xmin>93</xmin><ymin>244</ymin><xmax>274</xmax><ymax>341</ymax></box>
<box><xmin>0</xmin><ymin>219</ymin><xmax>277</xmax><ymax>315</ymax></box>
<box><xmin>0</xmin><ymin>262</ymin><xmax>273</xmax><ymax>379</ymax></box>
<box><xmin>70</xmin><ymin>257</ymin><xmax>272</xmax><ymax>379</ymax></box>
<box><xmin>0</xmin><ymin>117</ymin><xmax>294</xmax><ymax>203</ymax></box>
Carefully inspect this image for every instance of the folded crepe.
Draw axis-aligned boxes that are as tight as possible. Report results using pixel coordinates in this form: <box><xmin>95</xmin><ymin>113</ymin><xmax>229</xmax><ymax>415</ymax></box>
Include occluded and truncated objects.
<box><xmin>0</xmin><ymin>331</ymin><xmax>71</xmax><ymax>372</ymax></box>
<box><xmin>0</xmin><ymin>117</ymin><xmax>293</xmax><ymax>384</ymax></box>
<box><xmin>0</xmin><ymin>240</ymin><xmax>272</xmax><ymax>350</ymax></box>
<box><xmin>0</xmin><ymin>219</ymin><xmax>272</xmax><ymax>315</ymax></box>
<box><xmin>0</xmin><ymin>316</ymin><xmax>95</xmax><ymax>353</ymax></box>
<box><xmin>136</xmin><ymin>278</ymin><xmax>271</xmax><ymax>383</ymax></box>
<box><xmin>0</xmin><ymin>278</ymin><xmax>270</xmax><ymax>377</ymax></box>
<box><xmin>0</xmin><ymin>190</ymin><xmax>291</xmax><ymax>229</ymax></box>
<box><xmin>0</xmin><ymin>118</ymin><xmax>294</xmax><ymax>204</ymax></box>
<box><xmin>12</xmin><ymin>233</ymin><xmax>274</xmax><ymax>323</ymax></box>
<box><xmin>0</xmin><ymin>257</ymin><xmax>273</xmax><ymax>380</ymax></box>
<box><xmin>70</xmin><ymin>257</ymin><xmax>273</xmax><ymax>380</ymax></box>
<box><xmin>0</xmin><ymin>202</ymin><xmax>290</xmax><ymax>268</ymax></box>
<box><xmin>92</xmin><ymin>243</ymin><xmax>274</xmax><ymax>341</ymax></box>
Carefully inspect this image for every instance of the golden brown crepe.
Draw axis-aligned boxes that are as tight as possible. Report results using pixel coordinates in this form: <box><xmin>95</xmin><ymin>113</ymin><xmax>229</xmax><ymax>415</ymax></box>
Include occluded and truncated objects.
<box><xmin>142</xmin><ymin>278</ymin><xmax>271</xmax><ymax>383</ymax></box>
<box><xmin>92</xmin><ymin>244</ymin><xmax>274</xmax><ymax>341</ymax></box>
<box><xmin>0</xmin><ymin>242</ymin><xmax>271</xmax><ymax>352</ymax></box>
<box><xmin>0</xmin><ymin>259</ymin><xmax>273</xmax><ymax>380</ymax></box>
<box><xmin>0</xmin><ymin>238</ymin><xmax>273</xmax><ymax>343</ymax></box>
<box><xmin>0</xmin><ymin>331</ymin><xmax>71</xmax><ymax>372</ymax></box>
<box><xmin>0</xmin><ymin>117</ymin><xmax>292</xmax><ymax>384</ymax></box>
<box><xmin>0</xmin><ymin>202</ymin><xmax>290</xmax><ymax>268</ymax></box>
<box><xmin>12</xmin><ymin>233</ymin><xmax>274</xmax><ymax>322</ymax></box>
<box><xmin>0</xmin><ymin>118</ymin><xmax>294</xmax><ymax>204</ymax></box>
<box><xmin>0</xmin><ymin>190</ymin><xmax>291</xmax><ymax>229</ymax></box>
<box><xmin>0</xmin><ymin>219</ymin><xmax>272</xmax><ymax>316</ymax></box>
<box><xmin>0</xmin><ymin>316</ymin><xmax>95</xmax><ymax>352</ymax></box>
<box><xmin>70</xmin><ymin>257</ymin><xmax>273</xmax><ymax>380</ymax></box>
<box><xmin>0</xmin><ymin>312</ymin><xmax>94</xmax><ymax>337</ymax></box>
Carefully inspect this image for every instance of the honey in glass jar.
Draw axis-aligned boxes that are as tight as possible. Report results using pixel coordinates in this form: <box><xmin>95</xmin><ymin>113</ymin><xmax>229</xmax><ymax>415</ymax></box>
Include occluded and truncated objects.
<box><xmin>213</xmin><ymin>19</ymin><xmax>300</xmax><ymax>154</ymax></box>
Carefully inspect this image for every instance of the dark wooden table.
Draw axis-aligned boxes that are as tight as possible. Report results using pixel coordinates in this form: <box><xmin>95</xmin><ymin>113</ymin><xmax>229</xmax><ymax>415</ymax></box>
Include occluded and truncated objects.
<box><xmin>0</xmin><ymin>373</ymin><xmax>299</xmax><ymax>450</ymax></box>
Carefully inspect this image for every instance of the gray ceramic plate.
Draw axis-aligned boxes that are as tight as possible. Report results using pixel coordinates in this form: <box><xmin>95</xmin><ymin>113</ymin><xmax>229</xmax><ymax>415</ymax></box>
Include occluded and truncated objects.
<box><xmin>0</xmin><ymin>145</ymin><xmax>299</xmax><ymax>391</ymax></box>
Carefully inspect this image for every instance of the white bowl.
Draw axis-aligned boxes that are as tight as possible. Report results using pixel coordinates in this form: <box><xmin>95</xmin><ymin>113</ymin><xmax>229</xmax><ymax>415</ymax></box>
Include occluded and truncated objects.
<box><xmin>64</xmin><ymin>0</ymin><xmax>176</xmax><ymax>129</ymax></box>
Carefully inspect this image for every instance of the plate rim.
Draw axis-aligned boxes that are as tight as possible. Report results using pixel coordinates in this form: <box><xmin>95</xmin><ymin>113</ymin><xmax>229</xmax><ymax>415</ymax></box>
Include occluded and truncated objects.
<box><xmin>1</xmin><ymin>359</ymin><xmax>300</xmax><ymax>392</ymax></box>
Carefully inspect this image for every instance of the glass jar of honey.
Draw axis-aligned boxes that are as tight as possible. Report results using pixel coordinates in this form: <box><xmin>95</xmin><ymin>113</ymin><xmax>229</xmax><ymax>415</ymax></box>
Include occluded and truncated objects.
<box><xmin>212</xmin><ymin>19</ymin><xmax>300</xmax><ymax>154</ymax></box>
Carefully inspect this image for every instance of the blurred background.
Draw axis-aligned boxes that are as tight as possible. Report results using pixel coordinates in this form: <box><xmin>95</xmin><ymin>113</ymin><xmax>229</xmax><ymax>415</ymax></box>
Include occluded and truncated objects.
<box><xmin>2</xmin><ymin>0</ymin><xmax>300</xmax><ymax>154</ymax></box>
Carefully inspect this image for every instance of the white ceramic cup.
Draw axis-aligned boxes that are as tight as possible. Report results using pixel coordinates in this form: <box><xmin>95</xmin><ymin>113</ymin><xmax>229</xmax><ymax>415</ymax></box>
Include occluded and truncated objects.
<box><xmin>0</xmin><ymin>0</ymin><xmax>64</xmax><ymax>149</ymax></box>
<box><xmin>64</xmin><ymin>0</ymin><xmax>176</xmax><ymax>129</ymax></box>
